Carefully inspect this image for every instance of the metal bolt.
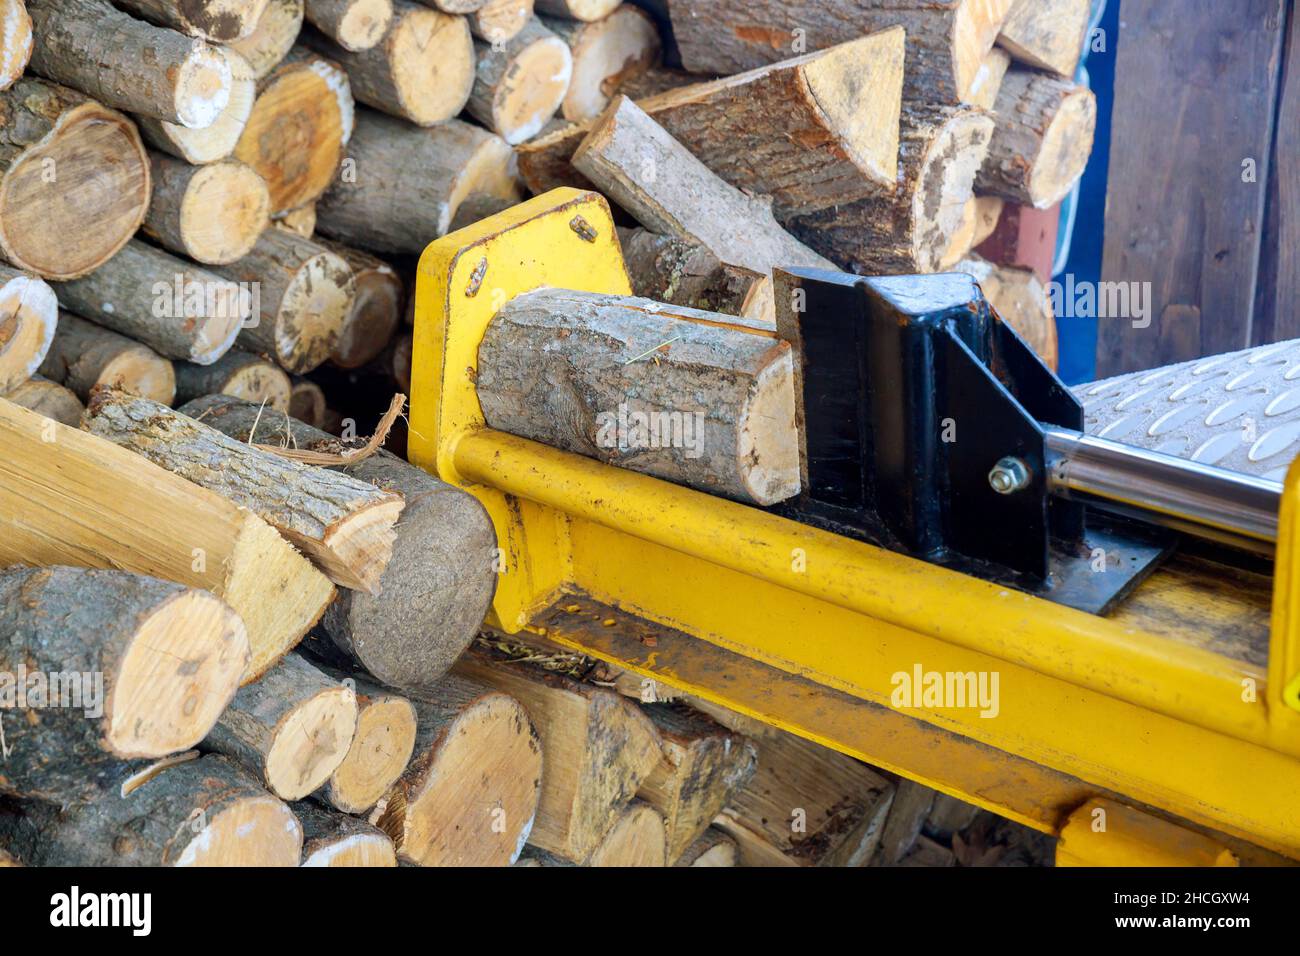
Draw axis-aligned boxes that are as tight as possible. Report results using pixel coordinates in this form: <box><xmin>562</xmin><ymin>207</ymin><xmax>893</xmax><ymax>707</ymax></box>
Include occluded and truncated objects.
<box><xmin>988</xmin><ymin>457</ymin><xmax>1030</xmax><ymax>495</ymax></box>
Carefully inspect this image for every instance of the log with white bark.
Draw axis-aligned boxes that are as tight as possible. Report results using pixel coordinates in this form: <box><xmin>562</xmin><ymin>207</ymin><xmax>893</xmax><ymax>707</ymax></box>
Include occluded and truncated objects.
<box><xmin>27</xmin><ymin>0</ymin><xmax>232</xmax><ymax>128</ymax></box>
<box><xmin>296</xmin><ymin>801</ymin><xmax>397</xmax><ymax>865</ymax></box>
<box><xmin>53</xmin><ymin>240</ymin><xmax>247</xmax><ymax>364</ymax></box>
<box><xmin>143</xmin><ymin>153</ymin><xmax>271</xmax><ymax>265</ymax></box>
<box><xmin>467</xmin><ymin>17</ymin><xmax>572</xmax><ymax>144</ymax></box>
<box><xmin>955</xmin><ymin>253</ymin><xmax>1058</xmax><ymax>369</ymax></box>
<box><xmin>86</xmin><ymin>390</ymin><xmax>404</xmax><ymax>591</ymax></box>
<box><xmin>369</xmin><ymin>673</ymin><xmax>542</xmax><ymax>866</ymax></box>
<box><xmin>233</xmin><ymin>48</ymin><xmax>353</xmax><ymax>215</ymax></box>
<box><xmin>211</xmin><ymin>228</ymin><xmax>354</xmax><ymax>373</ymax></box>
<box><xmin>535</xmin><ymin>0</ymin><xmax>616</xmax><ymax>19</ymax></box>
<box><xmin>113</xmin><ymin>0</ymin><xmax>271</xmax><ymax>42</ymax></box>
<box><xmin>0</xmin><ymin>755</ymin><xmax>302</xmax><ymax>866</ymax></box>
<box><xmin>302</xmin><ymin>1</ymin><xmax>473</xmax><ymax>124</ymax></box>
<box><xmin>0</xmin><ymin>399</ymin><xmax>335</xmax><ymax>682</ymax></box>
<box><xmin>470</xmin><ymin>0</ymin><xmax>533</xmax><ymax>44</ymax></box>
<box><xmin>789</xmin><ymin>104</ymin><xmax>995</xmax><ymax>274</ymax></box>
<box><xmin>618</xmin><ymin>227</ymin><xmax>769</xmax><ymax>320</ymax></box>
<box><xmin>998</xmin><ymin>0</ymin><xmax>1092</xmax><ymax>77</ymax></box>
<box><xmin>1</xmin><ymin>375</ymin><xmax>81</xmax><ymax>425</ymax></box>
<box><xmin>138</xmin><ymin>47</ymin><xmax>258</xmax><ymax>165</ymax></box>
<box><xmin>0</xmin><ymin>0</ymin><xmax>32</xmax><ymax>91</ymax></box>
<box><xmin>178</xmin><ymin>394</ymin><xmax>500</xmax><ymax>690</ymax></box>
<box><xmin>228</xmin><ymin>0</ymin><xmax>306</xmax><ymax>78</ymax></box>
<box><xmin>0</xmin><ymin>79</ymin><xmax>150</xmax><ymax>280</ymax></box>
<box><xmin>0</xmin><ymin>265</ymin><xmax>56</xmax><ymax>392</ymax></box>
<box><xmin>316</xmin><ymin>110</ymin><xmax>518</xmax><ymax>254</ymax></box>
<box><xmin>174</xmin><ymin>348</ymin><xmax>292</xmax><ymax>409</ymax></box>
<box><xmin>478</xmin><ymin>287</ymin><xmax>800</xmax><ymax>504</ymax></box>
<box><xmin>305</xmin><ymin>0</ymin><xmax>393</xmax><ymax>50</ymax></box>
<box><xmin>541</xmin><ymin>6</ymin><xmax>658</xmax><ymax>122</ymax></box>
<box><xmin>39</xmin><ymin>312</ymin><xmax>176</xmax><ymax>403</ymax></box>
<box><xmin>0</xmin><ymin>566</ymin><xmax>249</xmax><ymax>803</ymax></box>
<box><xmin>318</xmin><ymin>240</ymin><xmax>403</xmax><ymax>367</ymax></box>
<box><xmin>975</xmin><ymin>69</ymin><xmax>1097</xmax><ymax>209</ymax></box>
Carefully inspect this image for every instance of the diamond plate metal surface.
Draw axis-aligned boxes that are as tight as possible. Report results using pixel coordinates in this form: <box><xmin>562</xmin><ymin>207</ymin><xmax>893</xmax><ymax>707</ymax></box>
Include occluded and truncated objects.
<box><xmin>1076</xmin><ymin>340</ymin><xmax>1300</xmax><ymax>482</ymax></box>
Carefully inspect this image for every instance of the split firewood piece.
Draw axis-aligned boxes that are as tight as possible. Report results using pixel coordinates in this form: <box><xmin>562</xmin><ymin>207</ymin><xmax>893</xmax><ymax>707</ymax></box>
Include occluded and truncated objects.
<box><xmin>0</xmin><ymin>0</ymin><xmax>32</xmax><ymax>91</ymax></box>
<box><xmin>39</xmin><ymin>312</ymin><xmax>176</xmax><ymax>403</ymax></box>
<box><xmin>642</xmin><ymin>0</ymin><xmax>1013</xmax><ymax>105</ymax></box>
<box><xmin>478</xmin><ymin>287</ymin><xmax>801</xmax><ymax>504</ymax></box>
<box><xmin>586</xmin><ymin>801</ymin><xmax>666</xmax><ymax>866</ymax></box>
<box><xmin>53</xmin><ymin>240</ymin><xmax>248</xmax><ymax>364</ymax></box>
<box><xmin>114</xmin><ymin>0</ymin><xmax>272</xmax><ymax>42</ymax></box>
<box><xmin>2</xmin><ymin>375</ymin><xmax>82</xmax><ymax>425</ymax></box>
<box><xmin>0</xmin><ymin>400</ymin><xmax>335</xmax><ymax>682</ymax></box>
<box><xmin>309</xmin><ymin>668</ymin><xmax>417</xmax><ymax>814</ymax></box>
<box><xmin>229</xmin><ymin>0</ymin><xmax>306</xmax><ymax>79</ymax></box>
<box><xmin>534</xmin><ymin>0</ymin><xmax>616</xmax><ymax>19</ymax></box>
<box><xmin>0</xmin><ymin>566</ymin><xmax>249</xmax><ymax>803</ymax></box>
<box><xmin>975</xmin><ymin>69</ymin><xmax>1097</xmax><ymax>209</ymax></box>
<box><xmin>178</xmin><ymin>395</ymin><xmax>499</xmax><ymax>690</ymax></box>
<box><xmin>573</xmin><ymin>97</ymin><xmax>831</xmax><ymax>283</ymax></box>
<box><xmin>289</xmin><ymin>376</ymin><xmax>328</xmax><ymax>426</ymax></box>
<box><xmin>275</xmin><ymin>203</ymin><xmax>318</xmax><ymax>237</ymax></box>
<box><xmin>453</xmin><ymin>644</ymin><xmax>661</xmax><ymax>862</ymax></box>
<box><xmin>27</xmin><ymin>0</ymin><xmax>231</xmax><ymax>127</ymax></box>
<box><xmin>138</xmin><ymin>48</ymin><xmax>258</xmax><ymax>165</ymax></box>
<box><xmin>318</xmin><ymin>240</ymin><xmax>403</xmax><ymax>367</ymax></box>
<box><xmin>674</xmin><ymin>828</ymin><xmax>738</xmax><ymax>867</ymax></box>
<box><xmin>204</xmin><ymin>653</ymin><xmax>358</xmax><ymax>800</ymax></box>
<box><xmin>0</xmin><ymin>79</ymin><xmax>150</xmax><ymax>280</ymax></box>
<box><xmin>541</xmin><ymin>6</ymin><xmax>659</xmax><ymax>122</ymax></box>
<box><xmin>211</xmin><ymin>229</ymin><xmax>354</xmax><ymax>374</ymax></box>
<box><xmin>955</xmin><ymin>254</ymin><xmax>1058</xmax><ymax>369</ymax></box>
<box><xmin>924</xmin><ymin>792</ymin><xmax>981</xmax><ymax>841</ymax></box>
<box><xmin>316</xmin><ymin>111</ymin><xmax>518</xmax><ymax>254</ymax></box>
<box><xmin>470</xmin><ymin>0</ymin><xmax>533</xmax><ymax>44</ymax></box>
<box><xmin>967</xmin><ymin>45</ymin><xmax>1010</xmax><ymax>110</ymax></box>
<box><xmin>789</xmin><ymin>104</ymin><xmax>994</xmax><ymax>274</ymax></box>
<box><xmin>939</xmin><ymin>197</ymin><xmax>980</xmax><ymax>271</ymax></box>
<box><xmin>998</xmin><ymin>0</ymin><xmax>1092</xmax><ymax>77</ymax></box>
<box><xmin>0</xmin><ymin>755</ymin><xmax>303</xmax><ymax>866</ymax></box>
<box><xmin>234</xmin><ymin>49</ymin><xmax>353</xmax><ymax>215</ymax></box>
<box><xmin>143</xmin><ymin>153</ymin><xmax>271</xmax><ymax>265</ymax></box>
<box><xmin>174</xmin><ymin>348</ymin><xmax>292</xmax><ymax>409</ymax></box>
<box><xmin>636</xmin><ymin>702</ymin><xmax>758</xmax><ymax>864</ymax></box>
<box><xmin>86</xmin><ymin>391</ymin><xmax>404</xmax><ymax>591</ymax></box>
<box><xmin>306</xmin><ymin>0</ymin><xmax>393</xmax><ymax>50</ymax></box>
<box><xmin>618</xmin><ymin>227</ymin><xmax>770</xmax><ymax>320</ymax></box>
<box><xmin>296</xmin><ymin>801</ymin><xmax>397</xmax><ymax>865</ymax></box>
<box><xmin>467</xmin><ymin>17</ymin><xmax>573</xmax><ymax>144</ymax></box>
<box><xmin>872</xmin><ymin>778</ymin><xmax>937</xmax><ymax>865</ymax></box>
<box><xmin>972</xmin><ymin>195</ymin><xmax>1004</xmax><ymax>247</ymax></box>
<box><xmin>0</xmin><ymin>265</ymin><xmax>57</xmax><ymax>392</ymax></box>
<box><xmin>369</xmin><ymin>673</ymin><xmax>542</xmax><ymax>866</ymax></box>
<box><xmin>302</xmin><ymin>1</ymin><xmax>474</xmax><ymax>125</ymax></box>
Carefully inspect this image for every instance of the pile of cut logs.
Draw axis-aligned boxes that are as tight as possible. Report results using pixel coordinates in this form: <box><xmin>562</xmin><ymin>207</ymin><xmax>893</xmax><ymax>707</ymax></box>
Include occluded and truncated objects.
<box><xmin>0</xmin><ymin>0</ymin><xmax>1092</xmax><ymax>866</ymax></box>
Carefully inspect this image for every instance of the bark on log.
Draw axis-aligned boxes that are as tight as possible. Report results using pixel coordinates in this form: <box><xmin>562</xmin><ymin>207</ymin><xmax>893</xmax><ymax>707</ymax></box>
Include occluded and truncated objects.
<box><xmin>674</xmin><ymin>827</ymin><xmax>737</xmax><ymax>866</ymax></box>
<box><xmin>467</xmin><ymin>17</ymin><xmax>572</xmax><ymax>144</ymax></box>
<box><xmin>998</xmin><ymin>0</ymin><xmax>1092</xmax><ymax>77</ymax></box>
<box><xmin>2</xmin><ymin>375</ymin><xmax>82</xmax><ymax>425</ymax></box>
<box><xmin>204</xmin><ymin>653</ymin><xmax>358</xmax><ymax>799</ymax></box>
<box><xmin>788</xmin><ymin>104</ymin><xmax>994</xmax><ymax>274</ymax></box>
<box><xmin>233</xmin><ymin>48</ymin><xmax>353</xmax><ymax>215</ymax></box>
<box><xmin>955</xmin><ymin>253</ymin><xmax>1058</xmax><ymax>369</ymax></box>
<box><xmin>616</xmin><ymin>64</ymin><xmax>698</xmax><ymax>100</ymax></box>
<box><xmin>0</xmin><ymin>0</ymin><xmax>32</xmax><ymax>92</ymax></box>
<box><xmin>174</xmin><ymin>348</ymin><xmax>292</xmax><ymax>409</ymax></box>
<box><xmin>302</xmin><ymin>2</ymin><xmax>473</xmax><ymax>125</ymax></box>
<box><xmin>975</xmin><ymin>69</ymin><xmax>1096</xmax><ymax>209</ymax></box>
<box><xmin>143</xmin><ymin>153</ymin><xmax>271</xmax><ymax>265</ymax></box>
<box><xmin>27</xmin><ymin>0</ymin><xmax>232</xmax><ymax>128</ymax></box>
<box><xmin>541</xmin><ymin>7</ymin><xmax>659</xmax><ymax>123</ymax></box>
<box><xmin>52</xmin><ymin>239</ymin><xmax>248</xmax><ymax>364</ymax></box>
<box><xmin>636</xmin><ymin>702</ymin><xmax>757</xmax><ymax>863</ymax></box>
<box><xmin>0</xmin><ymin>400</ymin><xmax>335</xmax><ymax>683</ymax></box>
<box><xmin>585</xmin><ymin>800</ymin><xmax>666</xmax><ymax>866</ymax></box>
<box><xmin>295</xmin><ymin>800</ymin><xmax>397</xmax><ymax>865</ymax></box>
<box><xmin>177</xmin><ymin>394</ymin><xmax>499</xmax><ymax>690</ymax></box>
<box><xmin>138</xmin><ymin>47</ymin><xmax>258</xmax><ymax>165</ymax></box>
<box><xmin>211</xmin><ymin>228</ymin><xmax>353</xmax><ymax>374</ymax></box>
<box><xmin>618</xmin><ymin>226</ymin><xmax>768</xmax><ymax>320</ymax></box>
<box><xmin>0</xmin><ymin>566</ymin><xmax>248</xmax><ymax>802</ymax></box>
<box><xmin>478</xmin><ymin>287</ymin><xmax>800</xmax><ymax>504</ymax></box>
<box><xmin>86</xmin><ymin>390</ymin><xmax>404</xmax><ymax>592</ymax></box>
<box><xmin>318</xmin><ymin>240</ymin><xmax>403</xmax><ymax>367</ymax></box>
<box><xmin>0</xmin><ymin>265</ymin><xmax>57</xmax><ymax>392</ymax></box>
<box><xmin>453</xmin><ymin>644</ymin><xmax>661</xmax><ymax>862</ymax></box>
<box><xmin>316</xmin><ymin>110</ymin><xmax>518</xmax><ymax>254</ymax></box>
<box><xmin>639</xmin><ymin>0</ymin><xmax>1013</xmax><ymax>105</ymax></box>
<box><xmin>113</xmin><ymin>0</ymin><xmax>271</xmax><ymax>42</ymax></box>
<box><xmin>228</xmin><ymin>0</ymin><xmax>306</xmax><ymax>79</ymax></box>
<box><xmin>573</xmin><ymin>96</ymin><xmax>831</xmax><ymax>285</ymax></box>
<box><xmin>535</xmin><ymin>0</ymin><xmax>616</xmax><ymax>19</ymax></box>
<box><xmin>0</xmin><ymin>755</ymin><xmax>302</xmax><ymax>865</ymax></box>
<box><xmin>470</xmin><ymin>0</ymin><xmax>533</xmax><ymax>44</ymax></box>
<box><xmin>305</xmin><ymin>0</ymin><xmax>393</xmax><ymax>50</ymax></box>
<box><xmin>289</xmin><ymin>375</ymin><xmax>328</xmax><ymax>425</ymax></box>
<box><xmin>0</xmin><ymin>79</ymin><xmax>150</xmax><ymax>280</ymax></box>
<box><xmin>39</xmin><ymin>311</ymin><xmax>176</xmax><ymax>403</ymax></box>
<box><xmin>369</xmin><ymin>672</ymin><xmax>542</xmax><ymax>866</ymax></box>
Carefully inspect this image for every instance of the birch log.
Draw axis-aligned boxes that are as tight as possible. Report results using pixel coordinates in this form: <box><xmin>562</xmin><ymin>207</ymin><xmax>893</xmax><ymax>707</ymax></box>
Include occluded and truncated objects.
<box><xmin>998</xmin><ymin>0</ymin><xmax>1092</xmax><ymax>77</ymax></box>
<box><xmin>228</xmin><ymin>0</ymin><xmax>306</xmax><ymax>78</ymax></box>
<box><xmin>541</xmin><ymin>6</ymin><xmax>659</xmax><ymax>122</ymax></box>
<box><xmin>143</xmin><ymin>153</ymin><xmax>271</xmax><ymax>265</ymax></box>
<box><xmin>113</xmin><ymin>0</ymin><xmax>272</xmax><ymax>42</ymax></box>
<box><xmin>296</xmin><ymin>801</ymin><xmax>397</xmax><ymax>865</ymax></box>
<box><xmin>305</xmin><ymin>0</ymin><xmax>393</xmax><ymax>50</ymax></box>
<box><xmin>138</xmin><ymin>48</ymin><xmax>258</xmax><ymax>165</ymax></box>
<box><xmin>39</xmin><ymin>312</ymin><xmax>176</xmax><ymax>403</ymax></box>
<box><xmin>1</xmin><ymin>375</ymin><xmax>81</xmax><ymax>425</ymax></box>
<box><xmin>0</xmin><ymin>0</ymin><xmax>32</xmax><ymax>91</ymax></box>
<box><xmin>0</xmin><ymin>265</ymin><xmax>57</xmax><ymax>391</ymax></box>
<box><xmin>467</xmin><ymin>17</ymin><xmax>573</xmax><ymax>144</ymax></box>
<box><xmin>174</xmin><ymin>348</ymin><xmax>292</xmax><ymax>409</ymax></box>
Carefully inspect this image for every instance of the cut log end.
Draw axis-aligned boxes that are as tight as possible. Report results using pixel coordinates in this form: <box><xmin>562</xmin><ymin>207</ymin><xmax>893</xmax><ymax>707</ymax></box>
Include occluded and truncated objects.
<box><xmin>275</xmin><ymin>250</ymin><xmax>354</xmax><ymax>373</ymax></box>
<box><xmin>586</xmin><ymin>802</ymin><xmax>666</xmax><ymax>867</ymax></box>
<box><xmin>331</xmin><ymin>0</ymin><xmax>395</xmax><ymax>51</ymax></box>
<box><xmin>2</xmin><ymin>377</ymin><xmax>84</xmax><ymax>426</ymax></box>
<box><xmin>536</xmin><ymin>0</ymin><xmax>617</xmax><ymax>21</ymax></box>
<box><xmin>471</xmin><ymin>0</ymin><xmax>533</xmax><ymax>45</ymax></box>
<box><xmin>480</xmin><ymin>33</ymin><xmax>573</xmax><ymax>144</ymax></box>
<box><xmin>0</xmin><ymin>0</ymin><xmax>33</xmax><ymax>90</ymax></box>
<box><xmin>175</xmin><ymin>43</ymin><xmax>235</xmax><ymax>129</ymax></box>
<box><xmin>302</xmin><ymin>829</ymin><xmax>397</xmax><ymax>866</ymax></box>
<box><xmin>181</xmin><ymin>795</ymin><xmax>302</xmax><ymax>866</ymax></box>
<box><xmin>140</xmin><ymin>47</ymin><xmax>258</xmax><ymax>165</ymax></box>
<box><xmin>180</xmin><ymin>160</ymin><xmax>272</xmax><ymax>264</ymax></box>
<box><xmin>1030</xmin><ymin>86</ymin><xmax>1097</xmax><ymax>208</ymax></box>
<box><xmin>288</xmin><ymin>376</ymin><xmax>327</xmax><ymax>425</ymax></box>
<box><xmin>739</xmin><ymin>353</ymin><xmax>800</xmax><ymax>506</ymax></box>
<box><xmin>389</xmin><ymin>7</ymin><xmax>475</xmax><ymax>125</ymax></box>
<box><xmin>555</xmin><ymin>6</ymin><xmax>661</xmax><ymax>123</ymax></box>
<box><xmin>317</xmin><ymin>497</ymin><xmax>404</xmax><ymax>591</ymax></box>
<box><xmin>326</xmin><ymin>694</ymin><xmax>418</xmax><ymax>813</ymax></box>
<box><xmin>265</xmin><ymin>685</ymin><xmax>358</xmax><ymax>798</ymax></box>
<box><xmin>953</xmin><ymin>0</ymin><xmax>1017</xmax><ymax>101</ymax></box>
<box><xmin>229</xmin><ymin>0</ymin><xmax>306</xmax><ymax>79</ymax></box>
<box><xmin>912</xmin><ymin>111</ymin><xmax>997</xmax><ymax>272</ymax></box>
<box><xmin>0</xmin><ymin>272</ymin><xmax>58</xmax><ymax>392</ymax></box>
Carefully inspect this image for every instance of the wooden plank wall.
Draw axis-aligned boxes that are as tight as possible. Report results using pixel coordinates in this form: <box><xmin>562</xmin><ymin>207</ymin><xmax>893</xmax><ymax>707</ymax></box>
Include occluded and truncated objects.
<box><xmin>1096</xmin><ymin>0</ymin><xmax>1288</xmax><ymax>377</ymax></box>
<box><xmin>1255</xmin><ymin>4</ymin><xmax>1300</xmax><ymax>344</ymax></box>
